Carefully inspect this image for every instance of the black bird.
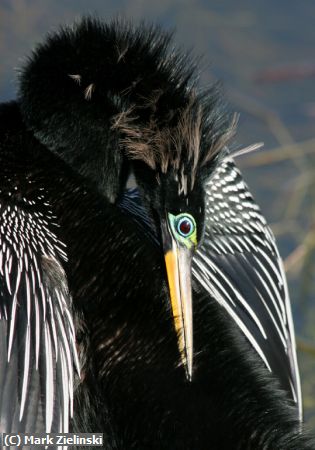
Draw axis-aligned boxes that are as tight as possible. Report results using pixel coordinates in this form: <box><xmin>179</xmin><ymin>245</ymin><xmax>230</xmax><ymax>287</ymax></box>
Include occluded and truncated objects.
<box><xmin>0</xmin><ymin>17</ymin><xmax>314</xmax><ymax>449</ymax></box>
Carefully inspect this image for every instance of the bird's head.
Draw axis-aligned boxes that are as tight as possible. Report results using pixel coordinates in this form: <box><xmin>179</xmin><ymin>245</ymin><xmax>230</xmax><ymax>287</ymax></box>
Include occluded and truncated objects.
<box><xmin>18</xmin><ymin>17</ymin><xmax>235</xmax><ymax>381</ymax></box>
<box><xmin>114</xmin><ymin>97</ymin><xmax>236</xmax><ymax>380</ymax></box>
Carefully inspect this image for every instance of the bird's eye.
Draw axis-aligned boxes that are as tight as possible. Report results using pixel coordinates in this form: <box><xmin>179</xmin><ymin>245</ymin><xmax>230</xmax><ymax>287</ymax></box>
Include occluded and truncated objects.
<box><xmin>168</xmin><ymin>212</ymin><xmax>197</xmax><ymax>248</ymax></box>
<box><xmin>177</xmin><ymin>216</ymin><xmax>195</xmax><ymax>237</ymax></box>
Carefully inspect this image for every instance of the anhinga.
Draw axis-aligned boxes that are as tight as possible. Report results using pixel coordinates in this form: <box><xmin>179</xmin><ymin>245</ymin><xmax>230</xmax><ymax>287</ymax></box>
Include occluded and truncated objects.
<box><xmin>0</xmin><ymin>17</ymin><xmax>314</xmax><ymax>449</ymax></box>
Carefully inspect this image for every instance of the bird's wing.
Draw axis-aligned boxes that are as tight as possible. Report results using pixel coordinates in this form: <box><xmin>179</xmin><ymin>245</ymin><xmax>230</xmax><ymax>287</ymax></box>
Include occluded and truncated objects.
<box><xmin>192</xmin><ymin>157</ymin><xmax>302</xmax><ymax>419</ymax></box>
<box><xmin>0</xmin><ymin>191</ymin><xmax>79</xmax><ymax>442</ymax></box>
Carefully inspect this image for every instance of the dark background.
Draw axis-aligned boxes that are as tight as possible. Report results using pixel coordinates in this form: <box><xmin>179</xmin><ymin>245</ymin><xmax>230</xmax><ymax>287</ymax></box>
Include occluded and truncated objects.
<box><xmin>1</xmin><ymin>0</ymin><xmax>314</xmax><ymax>429</ymax></box>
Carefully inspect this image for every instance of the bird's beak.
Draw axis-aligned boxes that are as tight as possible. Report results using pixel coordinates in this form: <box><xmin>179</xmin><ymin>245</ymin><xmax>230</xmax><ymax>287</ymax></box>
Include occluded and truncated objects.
<box><xmin>161</xmin><ymin>220</ymin><xmax>194</xmax><ymax>381</ymax></box>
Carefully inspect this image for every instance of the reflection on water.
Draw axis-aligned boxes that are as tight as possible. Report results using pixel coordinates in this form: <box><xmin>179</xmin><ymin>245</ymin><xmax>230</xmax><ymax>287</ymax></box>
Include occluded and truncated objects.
<box><xmin>0</xmin><ymin>0</ymin><xmax>314</xmax><ymax>430</ymax></box>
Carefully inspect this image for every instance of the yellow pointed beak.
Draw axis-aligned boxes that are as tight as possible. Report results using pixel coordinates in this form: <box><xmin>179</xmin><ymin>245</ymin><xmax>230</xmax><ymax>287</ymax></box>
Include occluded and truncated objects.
<box><xmin>164</xmin><ymin>238</ymin><xmax>193</xmax><ymax>381</ymax></box>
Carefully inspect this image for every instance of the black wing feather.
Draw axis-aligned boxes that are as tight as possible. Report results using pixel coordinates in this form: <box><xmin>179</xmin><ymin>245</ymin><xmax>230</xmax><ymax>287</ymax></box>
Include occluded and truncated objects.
<box><xmin>193</xmin><ymin>157</ymin><xmax>302</xmax><ymax>419</ymax></box>
<box><xmin>0</xmin><ymin>174</ymin><xmax>78</xmax><ymax>445</ymax></box>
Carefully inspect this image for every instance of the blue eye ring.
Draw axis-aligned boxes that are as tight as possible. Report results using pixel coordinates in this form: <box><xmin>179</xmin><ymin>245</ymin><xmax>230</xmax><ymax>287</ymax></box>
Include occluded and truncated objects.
<box><xmin>176</xmin><ymin>216</ymin><xmax>195</xmax><ymax>238</ymax></box>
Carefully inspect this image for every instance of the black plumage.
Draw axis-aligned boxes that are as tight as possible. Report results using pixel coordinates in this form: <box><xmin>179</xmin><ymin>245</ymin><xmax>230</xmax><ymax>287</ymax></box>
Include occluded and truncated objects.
<box><xmin>0</xmin><ymin>17</ymin><xmax>314</xmax><ymax>449</ymax></box>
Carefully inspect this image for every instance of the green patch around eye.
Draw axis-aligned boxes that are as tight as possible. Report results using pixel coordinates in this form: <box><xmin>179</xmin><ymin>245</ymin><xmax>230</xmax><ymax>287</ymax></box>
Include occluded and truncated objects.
<box><xmin>168</xmin><ymin>213</ymin><xmax>197</xmax><ymax>248</ymax></box>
